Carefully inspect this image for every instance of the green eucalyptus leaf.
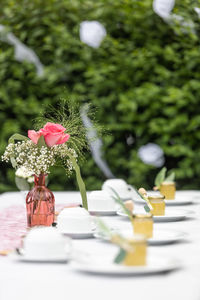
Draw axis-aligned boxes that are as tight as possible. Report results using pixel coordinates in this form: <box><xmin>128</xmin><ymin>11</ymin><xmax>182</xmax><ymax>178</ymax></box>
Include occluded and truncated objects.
<box><xmin>114</xmin><ymin>248</ymin><xmax>127</xmax><ymax>264</ymax></box>
<box><xmin>95</xmin><ymin>217</ymin><xmax>112</xmax><ymax>238</ymax></box>
<box><xmin>155</xmin><ymin>167</ymin><xmax>167</xmax><ymax>188</ymax></box>
<box><xmin>8</xmin><ymin>133</ymin><xmax>29</xmax><ymax>144</ymax></box>
<box><xmin>15</xmin><ymin>176</ymin><xmax>30</xmax><ymax>191</ymax></box>
<box><xmin>144</xmin><ymin>204</ymin><xmax>150</xmax><ymax>213</ymax></box>
<box><xmin>165</xmin><ymin>172</ymin><xmax>175</xmax><ymax>182</ymax></box>
<box><xmin>10</xmin><ymin>157</ymin><xmax>17</xmax><ymax>168</ymax></box>
<box><xmin>37</xmin><ymin>135</ymin><xmax>46</xmax><ymax>147</ymax></box>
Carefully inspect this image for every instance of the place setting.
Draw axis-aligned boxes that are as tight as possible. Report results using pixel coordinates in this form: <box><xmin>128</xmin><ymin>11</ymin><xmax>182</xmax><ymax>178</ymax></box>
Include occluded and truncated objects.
<box><xmin>70</xmin><ymin>218</ymin><xmax>181</xmax><ymax>276</ymax></box>
<box><xmin>10</xmin><ymin>227</ymin><xmax>72</xmax><ymax>263</ymax></box>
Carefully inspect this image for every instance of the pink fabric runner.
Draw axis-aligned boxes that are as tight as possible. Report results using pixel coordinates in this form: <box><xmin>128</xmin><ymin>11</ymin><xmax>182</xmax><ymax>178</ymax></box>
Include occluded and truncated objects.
<box><xmin>0</xmin><ymin>204</ymin><xmax>77</xmax><ymax>251</ymax></box>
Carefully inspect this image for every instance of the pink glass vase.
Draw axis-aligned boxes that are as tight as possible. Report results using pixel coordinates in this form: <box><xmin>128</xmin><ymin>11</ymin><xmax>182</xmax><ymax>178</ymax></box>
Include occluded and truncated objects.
<box><xmin>26</xmin><ymin>174</ymin><xmax>55</xmax><ymax>227</ymax></box>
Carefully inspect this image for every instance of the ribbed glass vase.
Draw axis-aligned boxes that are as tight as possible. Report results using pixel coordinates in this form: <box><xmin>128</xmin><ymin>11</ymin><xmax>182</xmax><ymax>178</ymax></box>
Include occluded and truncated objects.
<box><xmin>26</xmin><ymin>174</ymin><xmax>55</xmax><ymax>227</ymax></box>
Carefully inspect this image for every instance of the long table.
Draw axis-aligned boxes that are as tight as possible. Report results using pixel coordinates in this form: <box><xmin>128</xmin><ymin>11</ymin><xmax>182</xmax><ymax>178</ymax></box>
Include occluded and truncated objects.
<box><xmin>0</xmin><ymin>191</ymin><xmax>200</xmax><ymax>300</ymax></box>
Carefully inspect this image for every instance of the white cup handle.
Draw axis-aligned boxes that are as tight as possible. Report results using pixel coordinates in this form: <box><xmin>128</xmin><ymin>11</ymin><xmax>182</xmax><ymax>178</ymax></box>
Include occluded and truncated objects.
<box><xmin>128</xmin><ymin>184</ymin><xmax>137</xmax><ymax>193</ymax></box>
<box><xmin>127</xmin><ymin>185</ymin><xmax>138</xmax><ymax>201</ymax></box>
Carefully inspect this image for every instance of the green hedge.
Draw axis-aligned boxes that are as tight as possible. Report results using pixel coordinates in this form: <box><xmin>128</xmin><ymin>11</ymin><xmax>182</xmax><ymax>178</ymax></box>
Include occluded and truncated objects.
<box><xmin>0</xmin><ymin>0</ymin><xmax>200</xmax><ymax>193</ymax></box>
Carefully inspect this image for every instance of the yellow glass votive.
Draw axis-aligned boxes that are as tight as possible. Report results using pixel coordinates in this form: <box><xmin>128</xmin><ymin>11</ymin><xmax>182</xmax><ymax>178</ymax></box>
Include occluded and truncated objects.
<box><xmin>160</xmin><ymin>181</ymin><xmax>176</xmax><ymax>200</ymax></box>
<box><xmin>132</xmin><ymin>214</ymin><xmax>153</xmax><ymax>238</ymax></box>
<box><xmin>148</xmin><ymin>195</ymin><xmax>165</xmax><ymax>216</ymax></box>
<box><xmin>123</xmin><ymin>236</ymin><xmax>147</xmax><ymax>266</ymax></box>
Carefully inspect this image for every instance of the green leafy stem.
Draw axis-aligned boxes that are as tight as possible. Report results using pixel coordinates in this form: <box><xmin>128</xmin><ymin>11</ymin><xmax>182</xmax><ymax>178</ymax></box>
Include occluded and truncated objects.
<box><xmin>109</xmin><ymin>187</ymin><xmax>133</xmax><ymax>221</ymax></box>
<box><xmin>66</xmin><ymin>151</ymin><xmax>88</xmax><ymax>210</ymax></box>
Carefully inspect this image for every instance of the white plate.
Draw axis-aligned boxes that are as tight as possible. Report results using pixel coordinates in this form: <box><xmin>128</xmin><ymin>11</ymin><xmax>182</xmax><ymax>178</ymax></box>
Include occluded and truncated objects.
<box><xmin>94</xmin><ymin>229</ymin><xmax>186</xmax><ymax>245</ymax></box>
<box><xmin>10</xmin><ymin>250</ymin><xmax>69</xmax><ymax>263</ymax></box>
<box><xmin>60</xmin><ymin>228</ymin><xmax>96</xmax><ymax>239</ymax></box>
<box><xmin>134</xmin><ymin>191</ymin><xmax>195</xmax><ymax>206</ymax></box>
<box><xmin>89</xmin><ymin>210</ymin><xmax>117</xmax><ymax>216</ymax></box>
<box><xmin>117</xmin><ymin>209</ymin><xmax>193</xmax><ymax>222</ymax></box>
<box><xmin>71</xmin><ymin>255</ymin><xmax>180</xmax><ymax>276</ymax></box>
<box><xmin>148</xmin><ymin>229</ymin><xmax>186</xmax><ymax>245</ymax></box>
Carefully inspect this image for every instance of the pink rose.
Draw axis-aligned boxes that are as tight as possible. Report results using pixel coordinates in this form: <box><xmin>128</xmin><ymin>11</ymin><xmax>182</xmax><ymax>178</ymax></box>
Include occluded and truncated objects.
<box><xmin>28</xmin><ymin>130</ymin><xmax>42</xmax><ymax>144</ymax></box>
<box><xmin>28</xmin><ymin>122</ymin><xmax>70</xmax><ymax>147</ymax></box>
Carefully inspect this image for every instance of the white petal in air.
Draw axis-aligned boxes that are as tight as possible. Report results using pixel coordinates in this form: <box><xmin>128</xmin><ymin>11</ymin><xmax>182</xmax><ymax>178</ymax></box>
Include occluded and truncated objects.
<box><xmin>80</xmin><ymin>21</ymin><xmax>106</xmax><ymax>48</ymax></box>
<box><xmin>0</xmin><ymin>25</ymin><xmax>44</xmax><ymax>76</ymax></box>
<box><xmin>194</xmin><ymin>7</ymin><xmax>200</xmax><ymax>18</ymax></box>
<box><xmin>153</xmin><ymin>0</ymin><xmax>175</xmax><ymax>19</ymax></box>
<box><xmin>138</xmin><ymin>143</ymin><xmax>165</xmax><ymax>168</ymax></box>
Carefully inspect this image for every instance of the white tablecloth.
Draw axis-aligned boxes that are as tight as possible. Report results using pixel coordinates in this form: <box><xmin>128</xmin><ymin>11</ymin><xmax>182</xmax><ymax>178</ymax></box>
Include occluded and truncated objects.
<box><xmin>1</xmin><ymin>191</ymin><xmax>200</xmax><ymax>300</ymax></box>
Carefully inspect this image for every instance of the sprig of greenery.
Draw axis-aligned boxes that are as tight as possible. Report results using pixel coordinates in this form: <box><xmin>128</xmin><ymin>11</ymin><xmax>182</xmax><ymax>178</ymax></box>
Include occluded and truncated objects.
<box><xmin>34</xmin><ymin>99</ymin><xmax>103</xmax><ymax>162</ymax></box>
<box><xmin>109</xmin><ymin>187</ymin><xmax>133</xmax><ymax>220</ymax></box>
<box><xmin>95</xmin><ymin>217</ymin><xmax>113</xmax><ymax>239</ymax></box>
<box><xmin>95</xmin><ymin>217</ymin><xmax>132</xmax><ymax>264</ymax></box>
<box><xmin>154</xmin><ymin>167</ymin><xmax>175</xmax><ymax>189</ymax></box>
<box><xmin>137</xmin><ymin>188</ymin><xmax>153</xmax><ymax>212</ymax></box>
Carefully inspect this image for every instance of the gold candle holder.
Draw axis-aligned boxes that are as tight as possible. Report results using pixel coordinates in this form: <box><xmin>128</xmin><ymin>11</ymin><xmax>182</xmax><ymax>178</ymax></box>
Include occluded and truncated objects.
<box><xmin>160</xmin><ymin>181</ymin><xmax>176</xmax><ymax>200</ymax></box>
<box><xmin>132</xmin><ymin>213</ymin><xmax>153</xmax><ymax>238</ymax></box>
<box><xmin>148</xmin><ymin>194</ymin><xmax>165</xmax><ymax>216</ymax></box>
<box><xmin>123</xmin><ymin>235</ymin><xmax>147</xmax><ymax>266</ymax></box>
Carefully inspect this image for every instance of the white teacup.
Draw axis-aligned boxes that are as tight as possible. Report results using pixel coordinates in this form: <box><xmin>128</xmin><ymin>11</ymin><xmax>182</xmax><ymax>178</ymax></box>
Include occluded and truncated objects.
<box><xmin>23</xmin><ymin>227</ymin><xmax>69</xmax><ymax>260</ymax></box>
<box><xmin>57</xmin><ymin>207</ymin><xmax>93</xmax><ymax>233</ymax></box>
<box><xmin>88</xmin><ymin>190</ymin><xmax>116</xmax><ymax>212</ymax></box>
<box><xmin>102</xmin><ymin>179</ymin><xmax>135</xmax><ymax>200</ymax></box>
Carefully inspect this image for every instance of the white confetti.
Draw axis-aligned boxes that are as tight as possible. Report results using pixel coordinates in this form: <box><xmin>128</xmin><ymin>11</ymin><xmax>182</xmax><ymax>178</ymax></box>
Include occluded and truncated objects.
<box><xmin>80</xmin><ymin>21</ymin><xmax>106</xmax><ymax>48</ymax></box>
<box><xmin>0</xmin><ymin>25</ymin><xmax>44</xmax><ymax>76</ymax></box>
<box><xmin>138</xmin><ymin>143</ymin><xmax>165</xmax><ymax>167</ymax></box>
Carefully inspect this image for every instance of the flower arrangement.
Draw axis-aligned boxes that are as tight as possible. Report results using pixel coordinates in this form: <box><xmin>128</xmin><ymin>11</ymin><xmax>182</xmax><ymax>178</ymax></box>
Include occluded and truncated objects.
<box><xmin>2</xmin><ymin>125</ymin><xmax>76</xmax><ymax>177</ymax></box>
<box><xmin>2</xmin><ymin>101</ymin><xmax>97</xmax><ymax>210</ymax></box>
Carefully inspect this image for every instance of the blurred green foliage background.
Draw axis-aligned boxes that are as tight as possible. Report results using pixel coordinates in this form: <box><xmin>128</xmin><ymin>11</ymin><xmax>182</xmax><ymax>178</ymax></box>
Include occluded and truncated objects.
<box><xmin>1</xmin><ymin>0</ymin><xmax>200</xmax><ymax>193</ymax></box>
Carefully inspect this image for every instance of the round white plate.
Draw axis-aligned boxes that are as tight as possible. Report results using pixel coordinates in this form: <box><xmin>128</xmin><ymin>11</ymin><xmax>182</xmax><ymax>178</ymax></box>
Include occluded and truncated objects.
<box><xmin>89</xmin><ymin>210</ymin><xmax>117</xmax><ymax>216</ymax></box>
<box><xmin>10</xmin><ymin>250</ymin><xmax>69</xmax><ymax>263</ymax></box>
<box><xmin>148</xmin><ymin>229</ymin><xmax>186</xmax><ymax>245</ymax></box>
<box><xmin>134</xmin><ymin>191</ymin><xmax>195</xmax><ymax>206</ymax></box>
<box><xmin>117</xmin><ymin>209</ymin><xmax>193</xmax><ymax>222</ymax></box>
<box><xmin>71</xmin><ymin>255</ymin><xmax>180</xmax><ymax>276</ymax></box>
<box><xmin>94</xmin><ymin>229</ymin><xmax>186</xmax><ymax>245</ymax></box>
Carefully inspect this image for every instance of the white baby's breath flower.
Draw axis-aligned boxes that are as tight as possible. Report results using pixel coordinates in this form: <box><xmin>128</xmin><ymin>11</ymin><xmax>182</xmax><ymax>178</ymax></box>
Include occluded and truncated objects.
<box><xmin>80</xmin><ymin>21</ymin><xmax>106</xmax><ymax>48</ymax></box>
<box><xmin>2</xmin><ymin>140</ymin><xmax>78</xmax><ymax>176</ymax></box>
<box><xmin>15</xmin><ymin>166</ymin><xmax>33</xmax><ymax>179</ymax></box>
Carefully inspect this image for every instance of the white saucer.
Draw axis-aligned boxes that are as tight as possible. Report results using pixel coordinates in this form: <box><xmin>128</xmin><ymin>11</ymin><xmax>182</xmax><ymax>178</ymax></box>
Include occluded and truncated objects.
<box><xmin>60</xmin><ymin>228</ymin><xmax>96</xmax><ymax>239</ymax></box>
<box><xmin>10</xmin><ymin>249</ymin><xmax>69</xmax><ymax>263</ymax></box>
<box><xmin>117</xmin><ymin>209</ymin><xmax>193</xmax><ymax>222</ymax></box>
<box><xmin>134</xmin><ymin>191</ymin><xmax>195</xmax><ymax>206</ymax></box>
<box><xmin>153</xmin><ymin>209</ymin><xmax>193</xmax><ymax>222</ymax></box>
<box><xmin>94</xmin><ymin>229</ymin><xmax>186</xmax><ymax>245</ymax></box>
<box><xmin>89</xmin><ymin>210</ymin><xmax>117</xmax><ymax>216</ymax></box>
<box><xmin>71</xmin><ymin>254</ymin><xmax>180</xmax><ymax>275</ymax></box>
